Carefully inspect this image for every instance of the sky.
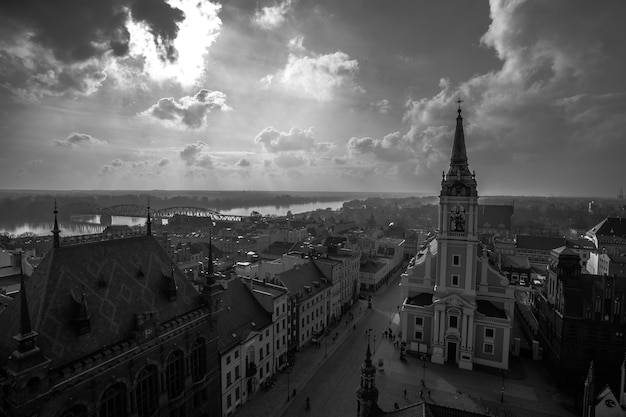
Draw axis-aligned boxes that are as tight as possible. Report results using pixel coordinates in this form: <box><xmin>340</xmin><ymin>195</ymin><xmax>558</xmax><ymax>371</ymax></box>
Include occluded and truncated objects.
<box><xmin>1</xmin><ymin>0</ymin><xmax>625</xmax><ymax>197</ymax></box>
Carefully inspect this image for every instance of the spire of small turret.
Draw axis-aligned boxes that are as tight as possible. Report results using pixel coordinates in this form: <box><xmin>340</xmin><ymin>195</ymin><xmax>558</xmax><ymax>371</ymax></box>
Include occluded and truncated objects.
<box><xmin>207</xmin><ymin>221</ymin><xmax>215</xmax><ymax>278</ymax></box>
<box><xmin>146</xmin><ymin>199</ymin><xmax>152</xmax><ymax>236</ymax></box>
<box><xmin>450</xmin><ymin>99</ymin><xmax>469</xmax><ymax>168</ymax></box>
<box><xmin>52</xmin><ymin>199</ymin><xmax>61</xmax><ymax>249</ymax></box>
<box><xmin>365</xmin><ymin>343</ymin><xmax>372</xmax><ymax>366</ymax></box>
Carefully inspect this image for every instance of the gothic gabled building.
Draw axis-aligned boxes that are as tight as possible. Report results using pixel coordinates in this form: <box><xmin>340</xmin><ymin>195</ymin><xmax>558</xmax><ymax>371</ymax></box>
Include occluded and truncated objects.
<box><xmin>0</xmin><ymin>206</ymin><xmax>222</xmax><ymax>417</ymax></box>
<box><xmin>399</xmin><ymin>106</ymin><xmax>515</xmax><ymax>370</ymax></box>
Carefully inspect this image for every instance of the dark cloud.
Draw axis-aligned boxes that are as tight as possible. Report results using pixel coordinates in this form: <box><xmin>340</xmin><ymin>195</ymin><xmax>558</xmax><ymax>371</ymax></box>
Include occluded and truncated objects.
<box><xmin>157</xmin><ymin>158</ymin><xmax>171</xmax><ymax>167</ymax></box>
<box><xmin>0</xmin><ymin>0</ymin><xmax>184</xmax><ymax>63</ymax></box>
<box><xmin>236</xmin><ymin>158</ymin><xmax>251</xmax><ymax>167</ymax></box>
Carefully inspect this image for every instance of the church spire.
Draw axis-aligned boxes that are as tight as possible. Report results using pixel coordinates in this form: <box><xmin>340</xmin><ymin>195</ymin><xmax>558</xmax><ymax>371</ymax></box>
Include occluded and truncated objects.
<box><xmin>146</xmin><ymin>200</ymin><xmax>152</xmax><ymax>236</ymax></box>
<box><xmin>357</xmin><ymin>342</ymin><xmax>379</xmax><ymax>417</ymax></box>
<box><xmin>451</xmin><ymin>99</ymin><xmax>469</xmax><ymax>167</ymax></box>
<box><xmin>52</xmin><ymin>199</ymin><xmax>61</xmax><ymax>249</ymax></box>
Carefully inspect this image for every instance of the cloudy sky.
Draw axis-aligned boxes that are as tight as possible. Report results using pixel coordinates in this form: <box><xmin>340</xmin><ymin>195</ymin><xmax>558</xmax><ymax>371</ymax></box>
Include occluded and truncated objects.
<box><xmin>1</xmin><ymin>0</ymin><xmax>625</xmax><ymax>197</ymax></box>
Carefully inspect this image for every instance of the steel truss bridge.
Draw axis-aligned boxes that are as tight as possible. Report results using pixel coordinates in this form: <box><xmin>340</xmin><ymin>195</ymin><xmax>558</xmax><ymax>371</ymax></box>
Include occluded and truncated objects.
<box><xmin>60</xmin><ymin>203</ymin><xmax>245</xmax><ymax>222</ymax></box>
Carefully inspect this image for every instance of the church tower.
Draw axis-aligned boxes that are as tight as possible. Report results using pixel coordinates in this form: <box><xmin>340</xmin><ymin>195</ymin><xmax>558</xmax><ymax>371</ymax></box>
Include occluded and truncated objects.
<box><xmin>356</xmin><ymin>344</ymin><xmax>378</xmax><ymax>417</ymax></box>
<box><xmin>431</xmin><ymin>101</ymin><xmax>480</xmax><ymax>369</ymax></box>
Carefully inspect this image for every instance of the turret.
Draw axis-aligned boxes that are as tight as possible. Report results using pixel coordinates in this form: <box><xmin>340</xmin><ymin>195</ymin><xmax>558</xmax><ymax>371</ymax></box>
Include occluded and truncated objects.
<box><xmin>52</xmin><ymin>200</ymin><xmax>61</xmax><ymax>249</ymax></box>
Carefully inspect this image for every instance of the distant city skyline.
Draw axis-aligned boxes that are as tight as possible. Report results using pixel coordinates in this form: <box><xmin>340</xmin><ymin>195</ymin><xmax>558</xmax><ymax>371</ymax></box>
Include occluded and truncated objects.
<box><xmin>1</xmin><ymin>1</ymin><xmax>625</xmax><ymax>197</ymax></box>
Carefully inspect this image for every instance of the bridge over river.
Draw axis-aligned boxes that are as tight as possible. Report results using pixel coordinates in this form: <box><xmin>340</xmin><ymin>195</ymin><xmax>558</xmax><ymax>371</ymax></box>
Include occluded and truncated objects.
<box><xmin>60</xmin><ymin>203</ymin><xmax>247</xmax><ymax>223</ymax></box>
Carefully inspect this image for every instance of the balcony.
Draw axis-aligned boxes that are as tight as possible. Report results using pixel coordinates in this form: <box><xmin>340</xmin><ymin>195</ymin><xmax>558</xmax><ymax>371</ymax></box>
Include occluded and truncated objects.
<box><xmin>246</xmin><ymin>362</ymin><xmax>257</xmax><ymax>378</ymax></box>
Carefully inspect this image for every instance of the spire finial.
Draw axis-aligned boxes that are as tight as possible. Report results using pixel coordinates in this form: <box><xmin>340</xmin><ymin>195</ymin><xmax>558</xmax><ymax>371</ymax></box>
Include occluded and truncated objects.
<box><xmin>457</xmin><ymin>98</ymin><xmax>463</xmax><ymax>116</ymax></box>
<box><xmin>52</xmin><ymin>199</ymin><xmax>61</xmax><ymax>249</ymax></box>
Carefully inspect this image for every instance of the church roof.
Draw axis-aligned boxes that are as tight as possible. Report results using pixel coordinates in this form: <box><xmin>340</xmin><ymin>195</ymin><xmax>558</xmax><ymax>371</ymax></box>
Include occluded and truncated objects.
<box><xmin>0</xmin><ymin>235</ymin><xmax>203</xmax><ymax>369</ymax></box>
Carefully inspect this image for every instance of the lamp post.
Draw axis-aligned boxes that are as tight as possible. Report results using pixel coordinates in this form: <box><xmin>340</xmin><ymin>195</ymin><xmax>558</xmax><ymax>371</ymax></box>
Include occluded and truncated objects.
<box><xmin>500</xmin><ymin>370</ymin><xmax>506</xmax><ymax>403</ymax></box>
<box><xmin>287</xmin><ymin>368</ymin><xmax>291</xmax><ymax>402</ymax></box>
<box><xmin>325</xmin><ymin>334</ymin><xmax>328</xmax><ymax>358</ymax></box>
<box><xmin>421</xmin><ymin>355</ymin><xmax>427</xmax><ymax>386</ymax></box>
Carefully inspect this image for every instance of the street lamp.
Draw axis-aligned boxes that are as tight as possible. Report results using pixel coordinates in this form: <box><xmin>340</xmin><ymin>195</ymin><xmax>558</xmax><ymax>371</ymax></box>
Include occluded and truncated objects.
<box><xmin>287</xmin><ymin>368</ymin><xmax>291</xmax><ymax>402</ymax></box>
<box><xmin>421</xmin><ymin>355</ymin><xmax>427</xmax><ymax>387</ymax></box>
<box><xmin>325</xmin><ymin>334</ymin><xmax>328</xmax><ymax>358</ymax></box>
<box><xmin>500</xmin><ymin>370</ymin><xmax>506</xmax><ymax>403</ymax></box>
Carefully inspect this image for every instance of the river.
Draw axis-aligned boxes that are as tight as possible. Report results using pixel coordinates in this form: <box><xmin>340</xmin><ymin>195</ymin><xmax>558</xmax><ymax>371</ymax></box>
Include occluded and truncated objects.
<box><xmin>0</xmin><ymin>200</ymin><xmax>347</xmax><ymax>237</ymax></box>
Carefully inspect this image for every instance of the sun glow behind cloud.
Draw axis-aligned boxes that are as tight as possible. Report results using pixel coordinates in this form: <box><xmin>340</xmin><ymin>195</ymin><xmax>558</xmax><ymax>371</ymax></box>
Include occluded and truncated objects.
<box><xmin>126</xmin><ymin>0</ymin><xmax>222</xmax><ymax>87</ymax></box>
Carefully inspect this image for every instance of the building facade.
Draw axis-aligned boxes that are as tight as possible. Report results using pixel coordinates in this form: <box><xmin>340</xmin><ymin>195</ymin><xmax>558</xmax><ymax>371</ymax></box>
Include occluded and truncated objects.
<box><xmin>0</xmin><ymin>210</ymin><xmax>221</xmax><ymax>417</ymax></box>
<box><xmin>399</xmin><ymin>106</ymin><xmax>514</xmax><ymax>370</ymax></box>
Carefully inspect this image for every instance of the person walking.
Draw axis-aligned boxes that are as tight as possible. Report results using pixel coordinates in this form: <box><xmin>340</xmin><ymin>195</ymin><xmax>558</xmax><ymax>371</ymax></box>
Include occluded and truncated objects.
<box><xmin>306</xmin><ymin>396</ymin><xmax>310</xmax><ymax>410</ymax></box>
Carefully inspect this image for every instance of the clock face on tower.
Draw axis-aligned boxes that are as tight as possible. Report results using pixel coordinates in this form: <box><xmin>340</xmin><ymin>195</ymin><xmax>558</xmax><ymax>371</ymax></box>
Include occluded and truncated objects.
<box><xmin>450</xmin><ymin>205</ymin><xmax>465</xmax><ymax>232</ymax></box>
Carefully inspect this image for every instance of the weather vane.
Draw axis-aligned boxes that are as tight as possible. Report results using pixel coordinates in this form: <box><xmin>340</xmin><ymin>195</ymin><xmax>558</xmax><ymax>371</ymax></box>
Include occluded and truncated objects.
<box><xmin>456</xmin><ymin>98</ymin><xmax>463</xmax><ymax>111</ymax></box>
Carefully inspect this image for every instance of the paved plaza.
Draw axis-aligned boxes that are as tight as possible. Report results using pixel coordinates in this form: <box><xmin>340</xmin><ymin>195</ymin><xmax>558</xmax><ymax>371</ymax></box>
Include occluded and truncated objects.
<box><xmin>232</xmin><ymin>286</ymin><xmax>577</xmax><ymax>417</ymax></box>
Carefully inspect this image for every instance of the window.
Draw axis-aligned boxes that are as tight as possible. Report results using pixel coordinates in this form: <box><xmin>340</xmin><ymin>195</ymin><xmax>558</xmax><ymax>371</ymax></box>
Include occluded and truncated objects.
<box><xmin>235</xmin><ymin>350</ymin><xmax>239</xmax><ymax>359</ymax></box>
<box><xmin>136</xmin><ymin>366</ymin><xmax>158</xmax><ymax>417</ymax></box>
<box><xmin>236</xmin><ymin>387</ymin><xmax>240</xmax><ymax>401</ymax></box>
<box><xmin>266</xmin><ymin>329</ymin><xmax>270</xmax><ymax>337</ymax></box>
<box><xmin>165</xmin><ymin>350</ymin><xmax>185</xmax><ymax>399</ymax></box>
<box><xmin>227</xmin><ymin>394</ymin><xmax>232</xmax><ymax>408</ymax></box>
<box><xmin>449</xmin><ymin>316</ymin><xmax>458</xmax><ymax>329</ymax></box>
<box><xmin>484</xmin><ymin>343</ymin><xmax>494</xmax><ymax>354</ymax></box>
<box><xmin>452</xmin><ymin>255</ymin><xmax>460</xmax><ymax>266</ymax></box>
<box><xmin>235</xmin><ymin>365</ymin><xmax>240</xmax><ymax>379</ymax></box>
<box><xmin>100</xmin><ymin>382</ymin><xmax>127</xmax><ymax>417</ymax></box>
<box><xmin>415</xmin><ymin>317</ymin><xmax>424</xmax><ymax>327</ymax></box>
<box><xmin>451</xmin><ymin>275</ymin><xmax>459</xmax><ymax>287</ymax></box>
<box><xmin>226</xmin><ymin>354</ymin><xmax>231</xmax><ymax>365</ymax></box>
<box><xmin>227</xmin><ymin>372</ymin><xmax>232</xmax><ymax>387</ymax></box>
<box><xmin>414</xmin><ymin>331</ymin><xmax>423</xmax><ymax>341</ymax></box>
<box><xmin>484</xmin><ymin>328</ymin><xmax>495</xmax><ymax>340</ymax></box>
<box><xmin>191</xmin><ymin>338</ymin><xmax>207</xmax><ymax>383</ymax></box>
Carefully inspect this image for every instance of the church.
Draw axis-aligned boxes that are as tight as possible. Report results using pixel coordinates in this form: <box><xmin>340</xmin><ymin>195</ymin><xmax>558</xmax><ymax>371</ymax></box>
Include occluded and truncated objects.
<box><xmin>399</xmin><ymin>105</ymin><xmax>515</xmax><ymax>370</ymax></box>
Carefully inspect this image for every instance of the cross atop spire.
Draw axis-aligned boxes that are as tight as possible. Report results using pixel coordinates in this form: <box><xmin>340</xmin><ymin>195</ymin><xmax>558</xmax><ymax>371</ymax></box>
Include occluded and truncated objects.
<box><xmin>457</xmin><ymin>98</ymin><xmax>463</xmax><ymax>115</ymax></box>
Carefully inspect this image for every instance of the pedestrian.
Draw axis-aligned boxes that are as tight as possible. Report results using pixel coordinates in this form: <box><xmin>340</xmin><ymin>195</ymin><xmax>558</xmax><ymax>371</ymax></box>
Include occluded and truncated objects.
<box><xmin>404</xmin><ymin>388</ymin><xmax>407</xmax><ymax>397</ymax></box>
<box><xmin>420</xmin><ymin>389</ymin><xmax>423</xmax><ymax>398</ymax></box>
<box><xmin>306</xmin><ymin>396</ymin><xmax>310</xmax><ymax>410</ymax></box>
<box><xmin>394</xmin><ymin>402</ymin><xmax>399</xmax><ymax>410</ymax></box>
<box><xmin>428</xmin><ymin>390</ymin><xmax>431</xmax><ymax>397</ymax></box>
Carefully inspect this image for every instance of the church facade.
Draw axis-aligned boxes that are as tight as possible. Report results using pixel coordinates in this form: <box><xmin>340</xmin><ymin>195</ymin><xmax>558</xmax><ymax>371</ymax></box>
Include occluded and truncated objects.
<box><xmin>399</xmin><ymin>106</ymin><xmax>514</xmax><ymax>370</ymax></box>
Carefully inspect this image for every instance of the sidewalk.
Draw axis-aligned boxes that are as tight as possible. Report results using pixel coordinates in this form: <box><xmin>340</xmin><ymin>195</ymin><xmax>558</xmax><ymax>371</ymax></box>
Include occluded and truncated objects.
<box><xmin>232</xmin><ymin>299</ymin><xmax>371</xmax><ymax>417</ymax></box>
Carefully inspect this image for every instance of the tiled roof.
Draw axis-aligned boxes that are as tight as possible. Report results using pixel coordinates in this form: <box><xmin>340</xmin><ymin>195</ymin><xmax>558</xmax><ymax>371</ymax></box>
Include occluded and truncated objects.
<box><xmin>0</xmin><ymin>235</ymin><xmax>203</xmax><ymax>369</ymax></box>
<box><xmin>278</xmin><ymin>261</ymin><xmax>331</xmax><ymax>299</ymax></box>
<box><xmin>587</xmin><ymin>217</ymin><xmax>626</xmax><ymax>238</ymax></box>
<box><xmin>516</xmin><ymin>235</ymin><xmax>565</xmax><ymax>251</ymax></box>
<box><xmin>216</xmin><ymin>277</ymin><xmax>272</xmax><ymax>353</ymax></box>
<box><xmin>499</xmin><ymin>254</ymin><xmax>530</xmax><ymax>269</ymax></box>
<box><xmin>566</xmin><ymin>237</ymin><xmax>596</xmax><ymax>251</ymax></box>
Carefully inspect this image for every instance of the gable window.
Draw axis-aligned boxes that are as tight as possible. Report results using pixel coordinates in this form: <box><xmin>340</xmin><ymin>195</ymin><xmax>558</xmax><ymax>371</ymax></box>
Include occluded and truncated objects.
<box><xmin>415</xmin><ymin>317</ymin><xmax>424</xmax><ymax>327</ymax></box>
<box><xmin>452</xmin><ymin>255</ymin><xmax>461</xmax><ymax>266</ymax></box>
<box><xmin>449</xmin><ymin>315</ymin><xmax>458</xmax><ymax>329</ymax></box>
<box><xmin>484</xmin><ymin>343</ymin><xmax>494</xmax><ymax>354</ymax></box>
<box><xmin>414</xmin><ymin>330</ymin><xmax>423</xmax><ymax>341</ymax></box>
<box><xmin>485</xmin><ymin>327</ymin><xmax>495</xmax><ymax>340</ymax></box>
<box><xmin>451</xmin><ymin>275</ymin><xmax>459</xmax><ymax>287</ymax></box>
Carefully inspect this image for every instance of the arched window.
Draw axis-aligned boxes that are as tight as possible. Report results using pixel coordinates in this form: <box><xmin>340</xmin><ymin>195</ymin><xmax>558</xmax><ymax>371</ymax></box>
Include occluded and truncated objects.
<box><xmin>100</xmin><ymin>382</ymin><xmax>127</xmax><ymax>417</ymax></box>
<box><xmin>190</xmin><ymin>338</ymin><xmax>207</xmax><ymax>383</ymax></box>
<box><xmin>165</xmin><ymin>350</ymin><xmax>185</xmax><ymax>399</ymax></box>
<box><xmin>136</xmin><ymin>365</ymin><xmax>158</xmax><ymax>417</ymax></box>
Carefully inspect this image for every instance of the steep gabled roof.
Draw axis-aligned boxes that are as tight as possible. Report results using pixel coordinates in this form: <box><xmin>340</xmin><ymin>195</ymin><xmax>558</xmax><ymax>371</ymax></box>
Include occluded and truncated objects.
<box><xmin>587</xmin><ymin>217</ymin><xmax>626</xmax><ymax>239</ymax></box>
<box><xmin>216</xmin><ymin>277</ymin><xmax>272</xmax><ymax>353</ymax></box>
<box><xmin>516</xmin><ymin>235</ymin><xmax>565</xmax><ymax>251</ymax></box>
<box><xmin>278</xmin><ymin>261</ymin><xmax>331</xmax><ymax>298</ymax></box>
<box><xmin>0</xmin><ymin>235</ymin><xmax>202</xmax><ymax>369</ymax></box>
